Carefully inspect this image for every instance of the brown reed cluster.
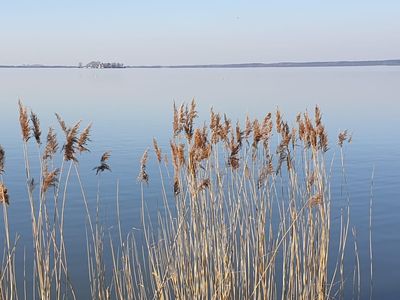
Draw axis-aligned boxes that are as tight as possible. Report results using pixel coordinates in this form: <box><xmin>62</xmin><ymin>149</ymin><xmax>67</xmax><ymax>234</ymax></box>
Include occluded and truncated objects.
<box><xmin>167</xmin><ymin>101</ymin><xmax>335</xmax><ymax>197</ymax></box>
<box><xmin>338</xmin><ymin>130</ymin><xmax>351</xmax><ymax>147</ymax></box>
<box><xmin>173</xmin><ymin>100</ymin><xmax>198</xmax><ymax>141</ymax></box>
<box><xmin>41</xmin><ymin>128</ymin><xmax>60</xmax><ymax>194</ymax></box>
<box><xmin>55</xmin><ymin>113</ymin><xmax>92</xmax><ymax>162</ymax></box>
<box><xmin>296</xmin><ymin>106</ymin><xmax>329</xmax><ymax>153</ymax></box>
<box><xmin>209</xmin><ymin>109</ymin><xmax>231</xmax><ymax>144</ymax></box>
<box><xmin>138</xmin><ymin>102</ymin><xmax>352</xmax><ymax>300</ymax></box>
<box><xmin>189</xmin><ymin>126</ymin><xmax>212</xmax><ymax>174</ymax></box>
<box><xmin>93</xmin><ymin>151</ymin><xmax>112</xmax><ymax>175</ymax></box>
<box><xmin>41</xmin><ymin>168</ymin><xmax>60</xmax><ymax>194</ymax></box>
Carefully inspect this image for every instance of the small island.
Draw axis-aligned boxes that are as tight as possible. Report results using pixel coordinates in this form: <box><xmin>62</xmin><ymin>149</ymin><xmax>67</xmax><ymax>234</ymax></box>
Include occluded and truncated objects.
<box><xmin>84</xmin><ymin>61</ymin><xmax>125</xmax><ymax>69</ymax></box>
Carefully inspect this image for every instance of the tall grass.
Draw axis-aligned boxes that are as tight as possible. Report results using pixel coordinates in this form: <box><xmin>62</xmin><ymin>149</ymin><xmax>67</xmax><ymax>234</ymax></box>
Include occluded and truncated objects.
<box><xmin>0</xmin><ymin>101</ymin><xmax>355</xmax><ymax>299</ymax></box>
<box><xmin>127</xmin><ymin>101</ymin><xmax>353</xmax><ymax>299</ymax></box>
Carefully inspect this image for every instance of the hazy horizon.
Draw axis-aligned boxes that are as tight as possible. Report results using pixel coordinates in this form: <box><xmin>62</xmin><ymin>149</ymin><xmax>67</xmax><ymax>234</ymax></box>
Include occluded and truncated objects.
<box><xmin>1</xmin><ymin>1</ymin><xmax>399</xmax><ymax>66</ymax></box>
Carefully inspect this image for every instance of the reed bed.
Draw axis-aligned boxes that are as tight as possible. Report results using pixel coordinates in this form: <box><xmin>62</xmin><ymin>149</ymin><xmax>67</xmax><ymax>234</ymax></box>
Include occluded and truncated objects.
<box><xmin>0</xmin><ymin>101</ymin><xmax>355</xmax><ymax>299</ymax></box>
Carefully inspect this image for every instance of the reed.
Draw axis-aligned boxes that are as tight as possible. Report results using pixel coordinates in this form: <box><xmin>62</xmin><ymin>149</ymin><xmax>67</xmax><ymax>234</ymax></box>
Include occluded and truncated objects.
<box><xmin>0</xmin><ymin>101</ymin><xmax>358</xmax><ymax>299</ymax></box>
<box><xmin>127</xmin><ymin>101</ymin><xmax>354</xmax><ymax>299</ymax></box>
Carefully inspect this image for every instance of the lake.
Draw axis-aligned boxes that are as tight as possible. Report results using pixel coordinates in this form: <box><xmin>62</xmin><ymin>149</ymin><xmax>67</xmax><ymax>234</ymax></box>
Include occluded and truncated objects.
<box><xmin>0</xmin><ymin>67</ymin><xmax>399</xmax><ymax>299</ymax></box>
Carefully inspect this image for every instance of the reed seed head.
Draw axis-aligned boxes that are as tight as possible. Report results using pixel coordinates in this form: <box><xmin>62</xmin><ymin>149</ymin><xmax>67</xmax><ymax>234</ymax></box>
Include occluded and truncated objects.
<box><xmin>338</xmin><ymin>130</ymin><xmax>348</xmax><ymax>147</ymax></box>
<box><xmin>18</xmin><ymin>100</ymin><xmax>30</xmax><ymax>142</ymax></box>
<box><xmin>0</xmin><ymin>145</ymin><xmax>5</xmax><ymax>174</ymax></box>
<box><xmin>43</xmin><ymin>127</ymin><xmax>58</xmax><ymax>161</ymax></box>
<box><xmin>153</xmin><ymin>138</ymin><xmax>162</xmax><ymax>163</ymax></box>
<box><xmin>93</xmin><ymin>151</ymin><xmax>112</xmax><ymax>175</ymax></box>
<box><xmin>78</xmin><ymin>123</ymin><xmax>92</xmax><ymax>153</ymax></box>
<box><xmin>309</xmin><ymin>193</ymin><xmax>323</xmax><ymax>207</ymax></box>
<box><xmin>63</xmin><ymin>121</ymin><xmax>81</xmax><ymax>162</ymax></box>
<box><xmin>30</xmin><ymin>111</ymin><xmax>42</xmax><ymax>145</ymax></box>
<box><xmin>42</xmin><ymin>168</ymin><xmax>59</xmax><ymax>194</ymax></box>
<box><xmin>55</xmin><ymin>113</ymin><xmax>69</xmax><ymax>135</ymax></box>
<box><xmin>138</xmin><ymin>149</ymin><xmax>149</xmax><ymax>184</ymax></box>
<box><xmin>0</xmin><ymin>183</ymin><xmax>9</xmax><ymax>205</ymax></box>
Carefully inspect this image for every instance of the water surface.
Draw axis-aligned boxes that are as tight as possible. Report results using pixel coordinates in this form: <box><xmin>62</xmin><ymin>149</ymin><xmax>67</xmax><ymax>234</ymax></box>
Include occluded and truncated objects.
<box><xmin>0</xmin><ymin>67</ymin><xmax>399</xmax><ymax>298</ymax></box>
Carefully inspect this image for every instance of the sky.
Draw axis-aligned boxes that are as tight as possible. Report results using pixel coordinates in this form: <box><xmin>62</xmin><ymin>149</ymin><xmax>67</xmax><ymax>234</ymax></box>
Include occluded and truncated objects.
<box><xmin>1</xmin><ymin>1</ymin><xmax>399</xmax><ymax>65</ymax></box>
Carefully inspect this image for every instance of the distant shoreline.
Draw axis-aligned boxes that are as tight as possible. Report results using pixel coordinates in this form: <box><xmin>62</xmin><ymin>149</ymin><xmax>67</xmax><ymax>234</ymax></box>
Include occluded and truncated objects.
<box><xmin>1</xmin><ymin>59</ymin><xmax>400</xmax><ymax>69</ymax></box>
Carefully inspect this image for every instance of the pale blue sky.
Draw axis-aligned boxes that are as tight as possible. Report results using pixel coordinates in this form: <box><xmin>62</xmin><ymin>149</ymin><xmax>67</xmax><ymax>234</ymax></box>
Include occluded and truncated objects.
<box><xmin>1</xmin><ymin>1</ymin><xmax>399</xmax><ymax>65</ymax></box>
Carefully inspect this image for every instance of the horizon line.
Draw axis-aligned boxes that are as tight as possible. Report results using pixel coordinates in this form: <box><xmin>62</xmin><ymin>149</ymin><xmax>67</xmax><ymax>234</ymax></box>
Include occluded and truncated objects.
<box><xmin>1</xmin><ymin>58</ymin><xmax>400</xmax><ymax>69</ymax></box>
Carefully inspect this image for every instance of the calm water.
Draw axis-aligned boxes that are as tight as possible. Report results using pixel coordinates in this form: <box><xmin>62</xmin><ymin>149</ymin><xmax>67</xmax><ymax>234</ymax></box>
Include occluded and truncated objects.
<box><xmin>0</xmin><ymin>67</ymin><xmax>399</xmax><ymax>298</ymax></box>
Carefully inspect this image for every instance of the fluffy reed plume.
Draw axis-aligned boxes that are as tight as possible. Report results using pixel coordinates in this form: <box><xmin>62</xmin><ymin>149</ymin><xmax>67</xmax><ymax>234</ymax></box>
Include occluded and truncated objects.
<box><xmin>276</xmin><ymin>108</ymin><xmax>282</xmax><ymax>133</ymax></box>
<box><xmin>62</xmin><ymin>121</ymin><xmax>81</xmax><ymax>162</ymax></box>
<box><xmin>173</xmin><ymin>178</ymin><xmax>180</xmax><ymax>195</ymax></box>
<box><xmin>317</xmin><ymin>124</ymin><xmax>329</xmax><ymax>152</ymax></box>
<box><xmin>55</xmin><ymin>113</ymin><xmax>69</xmax><ymax>135</ymax></box>
<box><xmin>221</xmin><ymin>114</ymin><xmax>231</xmax><ymax>142</ymax></box>
<box><xmin>338</xmin><ymin>130</ymin><xmax>348</xmax><ymax>147</ymax></box>
<box><xmin>0</xmin><ymin>145</ymin><xmax>4</xmax><ymax>174</ymax></box>
<box><xmin>78</xmin><ymin>123</ymin><xmax>92</xmax><ymax>153</ymax></box>
<box><xmin>236</xmin><ymin>121</ymin><xmax>243</xmax><ymax>147</ymax></box>
<box><xmin>258</xmin><ymin>158</ymin><xmax>274</xmax><ymax>188</ymax></box>
<box><xmin>244</xmin><ymin>115</ymin><xmax>252</xmax><ymax>139</ymax></box>
<box><xmin>191</xmin><ymin>127</ymin><xmax>211</xmax><ymax>161</ymax></box>
<box><xmin>153</xmin><ymin>138</ymin><xmax>162</xmax><ymax>163</ymax></box>
<box><xmin>170</xmin><ymin>142</ymin><xmax>185</xmax><ymax>171</ymax></box>
<box><xmin>297</xmin><ymin>114</ymin><xmax>306</xmax><ymax>141</ymax></box>
<box><xmin>315</xmin><ymin>105</ymin><xmax>322</xmax><ymax>128</ymax></box>
<box><xmin>41</xmin><ymin>168</ymin><xmax>59</xmax><ymax>194</ymax></box>
<box><xmin>198</xmin><ymin>178</ymin><xmax>210</xmax><ymax>191</ymax></box>
<box><xmin>18</xmin><ymin>100</ymin><xmax>30</xmax><ymax>142</ymax></box>
<box><xmin>42</xmin><ymin>127</ymin><xmax>58</xmax><ymax>161</ymax></box>
<box><xmin>0</xmin><ymin>183</ymin><xmax>9</xmax><ymax>205</ymax></box>
<box><xmin>173</xmin><ymin>103</ymin><xmax>181</xmax><ymax>137</ymax></box>
<box><xmin>93</xmin><ymin>151</ymin><xmax>112</xmax><ymax>175</ymax></box>
<box><xmin>138</xmin><ymin>149</ymin><xmax>149</xmax><ymax>184</ymax></box>
<box><xmin>253</xmin><ymin>119</ymin><xmax>262</xmax><ymax>148</ymax></box>
<box><xmin>308</xmin><ymin>193</ymin><xmax>323</xmax><ymax>207</ymax></box>
<box><xmin>171</xmin><ymin>142</ymin><xmax>185</xmax><ymax>195</ymax></box>
<box><xmin>261</xmin><ymin>113</ymin><xmax>273</xmax><ymax>136</ymax></box>
<box><xmin>30</xmin><ymin>111</ymin><xmax>42</xmax><ymax>145</ymax></box>
<box><xmin>228</xmin><ymin>135</ymin><xmax>240</xmax><ymax>170</ymax></box>
<box><xmin>276</xmin><ymin>122</ymin><xmax>292</xmax><ymax>174</ymax></box>
<box><xmin>183</xmin><ymin>100</ymin><xmax>197</xmax><ymax>141</ymax></box>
